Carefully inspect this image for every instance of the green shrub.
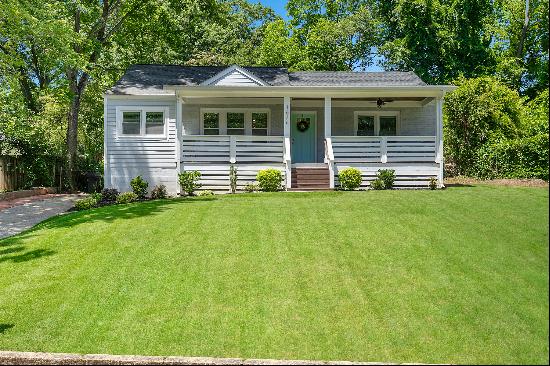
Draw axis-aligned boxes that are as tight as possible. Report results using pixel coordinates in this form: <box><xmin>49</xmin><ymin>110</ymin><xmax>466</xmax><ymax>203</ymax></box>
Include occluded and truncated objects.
<box><xmin>338</xmin><ymin>168</ymin><xmax>362</xmax><ymax>190</ymax></box>
<box><xmin>370</xmin><ymin>178</ymin><xmax>385</xmax><ymax>190</ymax></box>
<box><xmin>429</xmin><ymin>177</ymin><xmax>438</xmax><ymax>190</ymax></box>
<box><xmin>475</xmin><ymin>134</ymin><xmax>549</xmax><ymax>180</ymax></box>
<box><xmin>229</xmin><ymin>165</ymin><xmax>238</xmax><ymax>194</ymax></box>
<box><xmin>444</xmin><ymin>77</ymin><xmax>524</xmax><ymax>176</ymax></box>
<box><xmin>244</xmin><ymin>182</ymin><xmax>259</xmax><ymax>193</ymax></box>
<box><xmin>198</xmin><ymin>190</ymin><xmax>214</xmax><ymax>196</ymax></box>
<box><xmin>256</xmin><ymin>169</ymin><xmax>282</xmax><ymax>192</ymax></box>
<box><xmin>151</xmin><ymin>184</ymin><xmax>168</xmax><ymax>199</ymax></box>
<box><xmin>101</xmin><ymin>188</ymin><xmax>119</xmax><ymax>202</ymax></box>
<box><xmin>116</xmin><ymin>192</ymin><xmax>138</xmax><ymax>204</ymax></box>
<box><xmin>377</xmin><ymin>169</ymin><xmax>395</xmax><ymax>189</ymax></box>
<box><xmin>178</xmin><ymin>171</ymin><xmax>202</xmax><ymax>196</ymax></box>
<box><xmin>130</xmin><ymin>176</ymin><xmax>148</xmax><ymax>199</ymax></box>
<box><xmin>74</xmin><ymin>196</ymin><xmax>100</xmax><ymax>210</ymax></box>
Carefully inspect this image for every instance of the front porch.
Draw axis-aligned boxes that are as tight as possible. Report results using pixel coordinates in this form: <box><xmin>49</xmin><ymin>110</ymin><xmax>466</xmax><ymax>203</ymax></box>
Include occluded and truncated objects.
<box><xmin>175</xmin><ymin>93</ymin><xmax>445</xmax><ymax>192</ymax></box>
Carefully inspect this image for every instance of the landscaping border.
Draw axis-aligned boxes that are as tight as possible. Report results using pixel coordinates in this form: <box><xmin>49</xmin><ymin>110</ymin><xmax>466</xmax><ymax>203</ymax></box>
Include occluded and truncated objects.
<box><xmin>0</xmin><ymin>187</ymin><xmax>57</xmax><ymax>201</ymax></box>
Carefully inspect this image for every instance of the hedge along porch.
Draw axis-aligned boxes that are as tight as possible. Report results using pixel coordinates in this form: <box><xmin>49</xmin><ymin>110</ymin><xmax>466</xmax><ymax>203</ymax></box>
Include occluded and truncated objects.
<box><xmin>103</xmin><ymin>65</ymin><xmax>455</xmax><ymax>194</ymax></box>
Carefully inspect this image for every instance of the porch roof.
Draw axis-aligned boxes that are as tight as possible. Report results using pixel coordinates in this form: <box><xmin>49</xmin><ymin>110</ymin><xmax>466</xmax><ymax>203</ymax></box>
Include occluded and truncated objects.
<box><xmin>105</xmin><ymin>64</ymin><xmax>453</xmax><ymax>97</ymax></box>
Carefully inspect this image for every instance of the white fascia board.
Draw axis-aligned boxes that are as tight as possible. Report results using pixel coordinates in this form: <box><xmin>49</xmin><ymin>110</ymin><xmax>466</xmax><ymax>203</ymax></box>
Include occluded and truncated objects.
<box><xmin>103</xmin><ymin>93</ymin><xmax>176</xmax><ymax>100</ymax></box>
<box><xmin>169</xmin><ymin>85</ymin><xmax>457</xmax><ymax>98</ymax></box>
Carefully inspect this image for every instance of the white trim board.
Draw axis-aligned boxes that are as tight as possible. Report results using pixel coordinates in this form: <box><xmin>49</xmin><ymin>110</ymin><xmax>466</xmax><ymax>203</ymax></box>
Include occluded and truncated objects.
<box><xmin>353</xmin><ymin>110</ymin><xmax>401</xmax><ymax>136</ymax></box>
<box><xmin>199</xmin><ymin>108</ymin><xmax>271</xmax><ymax>135</ymax></box>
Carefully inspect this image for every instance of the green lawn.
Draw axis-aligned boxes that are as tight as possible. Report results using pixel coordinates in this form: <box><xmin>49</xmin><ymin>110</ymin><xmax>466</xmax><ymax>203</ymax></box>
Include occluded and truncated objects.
<box><xmin>0</xmin><ymin>186</ymin><xmax>548</xmax><ymax>364</ymax></box>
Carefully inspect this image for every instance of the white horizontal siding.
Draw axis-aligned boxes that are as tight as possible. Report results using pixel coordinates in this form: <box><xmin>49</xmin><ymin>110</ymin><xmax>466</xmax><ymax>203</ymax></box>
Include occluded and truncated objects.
<box><xmin>334</xmin><ymin>163</ymin><xmax>439</xmax><ymax>189</ymax></box>
<box><xmin>106</xmin><ymin>98</ymin><xmax>178</xmax><ymax>193</ymax></box>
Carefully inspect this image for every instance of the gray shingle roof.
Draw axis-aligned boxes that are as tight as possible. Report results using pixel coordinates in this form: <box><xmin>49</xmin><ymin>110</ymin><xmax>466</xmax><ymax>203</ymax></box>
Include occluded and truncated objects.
<box><xmin>107</xmin><ymin>64</ymin><xmax>426</xmax><ymax>95</ymax></box>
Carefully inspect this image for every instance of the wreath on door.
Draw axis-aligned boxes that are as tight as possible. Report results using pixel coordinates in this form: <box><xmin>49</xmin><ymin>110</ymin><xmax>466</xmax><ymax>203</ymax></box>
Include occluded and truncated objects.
<box><xmin>297</xmin><ymin>117</ymin><xmax>310</xmax><ymax>132</ymax></box>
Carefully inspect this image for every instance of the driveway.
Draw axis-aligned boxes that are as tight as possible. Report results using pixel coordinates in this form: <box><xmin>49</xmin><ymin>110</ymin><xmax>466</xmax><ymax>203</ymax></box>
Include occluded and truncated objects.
<box><xmin>0</xmin><ymin>194</ymin><xmax>81</xmax><ymax>239</ymax></box>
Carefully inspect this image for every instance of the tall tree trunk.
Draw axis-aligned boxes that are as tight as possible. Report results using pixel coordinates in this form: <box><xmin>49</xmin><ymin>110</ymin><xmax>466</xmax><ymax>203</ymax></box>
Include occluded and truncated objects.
<box><xmin>66</xmin><ymin>71</ymin><xmax>80</xmax><ymax>191</ymax></box>
<box><xmin>517</xmin><ymin>0</ymin><xmax>530</xmax><ymax>59</ymax></box>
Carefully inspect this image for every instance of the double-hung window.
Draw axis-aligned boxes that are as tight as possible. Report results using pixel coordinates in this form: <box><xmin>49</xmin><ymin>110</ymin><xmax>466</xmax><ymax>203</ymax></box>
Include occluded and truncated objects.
<box><xmin>354</xmin><ymin>111</ymin><xmax>399</xmax><ymax>136</ymax></box>
<box><xmin>200</xmin><ymin>109</ymin><xmax>270</xmax><ymax>135</ymax></box>
<box><xmin>118</xmin><ymin>107</ymin><xmax>168</xmax><ymax>138</ymax></box>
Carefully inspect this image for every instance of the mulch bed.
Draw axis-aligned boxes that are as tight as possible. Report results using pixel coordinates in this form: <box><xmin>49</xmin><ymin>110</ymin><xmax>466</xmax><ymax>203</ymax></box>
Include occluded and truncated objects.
<box><xmin>445</xmin><ymin>177</ymin><xmax>549</xmax><ymax>188</ymax></box>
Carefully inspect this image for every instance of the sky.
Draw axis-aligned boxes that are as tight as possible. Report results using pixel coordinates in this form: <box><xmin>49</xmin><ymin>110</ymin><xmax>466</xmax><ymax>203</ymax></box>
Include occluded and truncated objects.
<box><xmin>253</xmin><ymin>0</ymin><xmax>384</xmax><ymax>71</ymax></box>
<box><xmin>257</xmin><ymin>0</ymin><xmax>289</xmax><ymax>20</ymax></box>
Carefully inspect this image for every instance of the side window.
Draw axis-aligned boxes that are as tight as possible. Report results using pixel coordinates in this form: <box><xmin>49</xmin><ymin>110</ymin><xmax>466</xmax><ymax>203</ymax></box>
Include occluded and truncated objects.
<box><xmin>122</xmin><ymin>111</ymin><xmax>141</xmax><ymax>135</ymax></box>
<box><xmin>357</xmin><ymin>115</ymin><xmax>375</xmax><ymax>136</ymax></box>
<box><xmin>203</xmin><ymin>113</ymin><xmax>220</xmax><ymax>135</ymax></box>
<box><xmin>145</xmin><ymin>111</ymin><xmax>165</xmax><ymax>135</ymax></box>
<box><xmin>252</xmin><ymin>112</ymin><xmax>268</xmax><ymax>135</ymax></box>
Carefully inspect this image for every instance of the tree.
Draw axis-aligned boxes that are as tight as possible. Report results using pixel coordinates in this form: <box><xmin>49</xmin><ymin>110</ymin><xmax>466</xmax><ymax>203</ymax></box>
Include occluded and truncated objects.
<box><xmin>377</xmin><ymin>0</ymin><xmax>496</xmax><ymax>84</ymax></box>
<box><xmin>444</xmin><ymin>77</ymin><xmax>525</xmax><ymax>175</ymax></box>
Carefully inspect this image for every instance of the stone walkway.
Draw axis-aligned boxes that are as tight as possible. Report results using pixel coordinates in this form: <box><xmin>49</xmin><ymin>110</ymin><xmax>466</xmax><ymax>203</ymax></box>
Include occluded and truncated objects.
<box><xmin>0</xmin><ymin>194</ymin><xmax>82</xmax><ymax>239</ymax></box>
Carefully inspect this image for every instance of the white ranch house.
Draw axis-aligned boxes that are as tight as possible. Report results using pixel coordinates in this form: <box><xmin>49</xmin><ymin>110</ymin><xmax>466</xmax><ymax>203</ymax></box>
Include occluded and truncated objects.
<box><xmin>103</xmin><ymin>64</ymin><xmax>455</xmax><ymax>193</ymax></box>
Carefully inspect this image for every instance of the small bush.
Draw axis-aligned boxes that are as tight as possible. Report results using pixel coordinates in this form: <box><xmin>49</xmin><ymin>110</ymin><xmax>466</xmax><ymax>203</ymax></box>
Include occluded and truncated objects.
<box><xmin>244</xmin><ymin>182</ymin><xmax>259</xmax><ymax>193</ymax></box>
<box><xmin>257</xmin><ymin>169</ymin><xmax>283</xmax><ymax>192</ymax></box>
<box><xmin>370</xmin><ymin>178</ymin><xmax>385</xmax><ymax>190</ymax></box>
<box><xmin>338</xmin><ymin>168</ymin><xmax>362</xmax><ymax>190</ymax></box>
<box><xmin>377</xmin><ymin>169</ymin><xmax>395</xmax><ymax>189</ymax></box>
<box><xmin>178</xmin><ymin>171</ymin><xmax>202</xmax><ymax>196</ymax></box>
<box><xmin>116</xmin><ymin>192</ymin><xmax>138</xmax><ymax>204</ymax></box>
<box><xmin>151</xmin><ymin>184</ymin><xmax>168</xmax><ymax>199</ymax></box>
<box><xmin>74</xmin><ymin>196</ymin><xmax>100</xmax><ymax>211</ymax></box>
<box><xmin>429</xmin><ymin>177</ymin><xmax>438</xmax><ymax>190</ymax></box>
<box><xmin>198</xmin><ymin>190</ymin><xmax>214</xmax><ymax>196</ymax></box>
<box><xmin>101</xmin><ymin>188</ymin><xmax>119</xmax><ymax>202</ymax></box>
<box><xmin>130</xmin><ymin>176</ymin><xmax>149</xmax><ymax>199</ymax></box>
<box><xmin>229</xmin><ymin>165</ymin><xmax>238</xmax><ymax>194</ymax></box>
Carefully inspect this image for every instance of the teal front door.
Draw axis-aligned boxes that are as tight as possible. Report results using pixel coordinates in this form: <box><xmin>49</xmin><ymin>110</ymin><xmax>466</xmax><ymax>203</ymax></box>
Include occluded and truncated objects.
<box><xmin>291</xmin><ymin>112</ymin><xmax>316</xmax><ymax>163</ymax></box>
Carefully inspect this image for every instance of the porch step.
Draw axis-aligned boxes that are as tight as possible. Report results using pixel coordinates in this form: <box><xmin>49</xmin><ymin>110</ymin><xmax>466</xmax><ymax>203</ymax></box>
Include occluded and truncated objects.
<box><xmin>291</xmin><ymin>166</ymin><xmax>331</xmax><ymax>190</ymax></box>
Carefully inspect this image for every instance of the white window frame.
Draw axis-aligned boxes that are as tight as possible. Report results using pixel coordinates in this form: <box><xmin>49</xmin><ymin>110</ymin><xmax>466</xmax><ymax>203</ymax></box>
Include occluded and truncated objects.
<box><xmin>354</xmin><ymin>111</ymin><xmax>400</xmax><ymax>136</ymax></box>
<box><xmin>116</xmin><ymin>106</ymin><xmax>169</xmax><ymax>139</ymax></box>
<box><xmin>200</xmin><ymin>108</ymin><xmax>271</xmax><ymax>135</ymax></box>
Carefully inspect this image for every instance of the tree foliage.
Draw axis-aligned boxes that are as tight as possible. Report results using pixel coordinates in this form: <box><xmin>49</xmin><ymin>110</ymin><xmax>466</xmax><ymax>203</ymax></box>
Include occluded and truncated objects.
<box><xmin>1</xmin><ymin>0</ymin><xmax>548</xmax><ymax>188</ymax></box>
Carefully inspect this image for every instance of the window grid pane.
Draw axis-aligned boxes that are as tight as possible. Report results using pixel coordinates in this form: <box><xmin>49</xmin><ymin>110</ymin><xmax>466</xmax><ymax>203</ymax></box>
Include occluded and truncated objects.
<box><xmin>204</xmin><ymin>129</ymin><xmax>219</xmax><ymax>135</ymax></box>
<box><xmin>227</xmin><ymin>129</ymin><xmax>245</xmax><ymax>135</ymax></box>
<box><xmin>252</xmin><ymin>129</ymin><xmax>268</xmax><ymax>136</ymax></box>
<box><xmin>145</xmin><ymin>111</ymin><xmax>164</xmax><ymax>135</ymax></box>
<box><xmin>122</xmin><ymin>111</ymin><xmax>141</xmax><ymax>135</ymax></box>
<box><xmin>252</xmin><ymin>112</ymin><xmax>268</xmax><ymax>129</ymax></box>
<box><xmin>379</xmin><ymin>116</ymin><xmax>397</xmax><ymax>136</ymax></box>
<box><xmin>357</xmin><ymin>115</ymin><xmax>375</xmax><ymax>136</ymax></box>
<box><xmin>204</xmin><ymin>113</ymin><xmax>219</xmax><ymax>129</ymax></box>
<box><xmin>227</xmin><ymin>113</ymin><xmax>245</xmax><ymax>129</ymax></box>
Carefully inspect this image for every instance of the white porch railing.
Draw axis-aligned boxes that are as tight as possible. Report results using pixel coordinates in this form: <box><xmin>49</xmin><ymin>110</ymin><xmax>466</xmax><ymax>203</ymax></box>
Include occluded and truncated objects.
<box><xmin>331</xmin><ymin>136</ymin><xmax>437</xmax><ymax>164</ymax></box>
<box><xmin>181</xmin><ymin>135</ymin><xmax>285</xmax><ymax>164</ymax></box>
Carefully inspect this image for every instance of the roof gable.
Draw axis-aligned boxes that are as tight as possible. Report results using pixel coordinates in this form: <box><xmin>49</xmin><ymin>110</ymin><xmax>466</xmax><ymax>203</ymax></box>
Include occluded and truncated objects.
<box><xmin>200</xmin><ymin>65</ymin><xmax>269</xmax><ymax>86</ymax></box>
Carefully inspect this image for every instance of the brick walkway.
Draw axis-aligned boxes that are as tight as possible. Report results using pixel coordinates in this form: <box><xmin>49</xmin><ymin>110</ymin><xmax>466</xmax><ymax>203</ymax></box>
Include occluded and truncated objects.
<box><xmin>0</xmin><ymin>194</ymin><xmax>82</xmax><ymax>239</ymax></box>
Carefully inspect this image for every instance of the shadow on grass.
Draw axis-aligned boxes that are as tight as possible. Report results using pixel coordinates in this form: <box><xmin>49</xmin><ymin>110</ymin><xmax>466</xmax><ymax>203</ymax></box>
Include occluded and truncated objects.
<box><xmin>0</xmin><ymin>197</ymin><xmax>216</xmax><ymax>265</ymax></box>
<box><xmin>0</xmin><ymin>323</ymin><xmax>14</xmax><ymax>334</ymax></box>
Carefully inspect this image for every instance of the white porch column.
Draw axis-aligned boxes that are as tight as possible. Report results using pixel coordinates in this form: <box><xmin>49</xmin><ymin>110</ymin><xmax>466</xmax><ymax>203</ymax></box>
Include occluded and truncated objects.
<box><xmin>284</xmin><ymin>96</ymin><xmax>291</xmax><ymax>137</ymax></box>
<box><xmin>436</xmin><ymin>97</ymin><xmax>444</xmax><ymax>187</ymax></box>
<box><xmin>283</xmin><ymin>96</ymin><xmax>292</xmax><ymax>189</ymax></box>
<box><xmin>324</xmin><ymin>96</ymin><xmax>331</xmax><ymax>138</ymax></box>
<box><xmin>176</xmin><ymin>96</ymin><xmax>183</xmax><ymax>194</ymax></box>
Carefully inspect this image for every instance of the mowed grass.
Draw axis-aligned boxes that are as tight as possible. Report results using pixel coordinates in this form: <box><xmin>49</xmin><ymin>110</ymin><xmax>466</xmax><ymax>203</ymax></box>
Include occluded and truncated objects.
<box><xmin>0</xmin><ymin>186</ymin><xmax>548</xmax><ymax>364</ymax></box>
